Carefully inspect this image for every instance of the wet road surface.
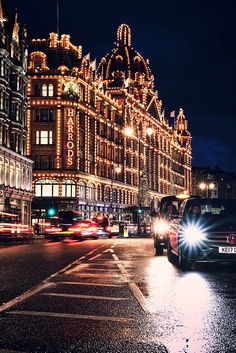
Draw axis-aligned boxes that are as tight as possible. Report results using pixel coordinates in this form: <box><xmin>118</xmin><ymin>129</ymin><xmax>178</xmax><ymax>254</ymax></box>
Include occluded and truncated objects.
<box><xmin>0</xmin><ymin>238</ymin><xmax>236</xmax><ymax>352</ymax></box>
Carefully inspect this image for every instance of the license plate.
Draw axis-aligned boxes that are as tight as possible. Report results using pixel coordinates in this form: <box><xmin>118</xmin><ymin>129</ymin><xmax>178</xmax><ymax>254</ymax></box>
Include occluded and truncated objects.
<box><xmin>218</xmin><ymin>247</ymin><xmax>236</xmax><ymax>254</ymax></box>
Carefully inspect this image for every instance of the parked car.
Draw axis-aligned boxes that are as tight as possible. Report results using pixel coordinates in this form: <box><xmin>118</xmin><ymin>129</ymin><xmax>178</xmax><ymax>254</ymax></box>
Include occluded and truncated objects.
<box><xmin>152</xmin><ymin>193</ymin><xmax>190</xmax><ymax>255</ymax></box>
<box><xmin>167</xmin><ymin>198</ymin><xmax>236</xmax><ymax>270</ymax></box>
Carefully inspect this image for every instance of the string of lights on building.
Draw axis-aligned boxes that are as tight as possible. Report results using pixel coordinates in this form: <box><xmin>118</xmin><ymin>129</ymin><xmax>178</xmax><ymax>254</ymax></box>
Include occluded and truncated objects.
<box><xmin>0</xmin><ymin>0</ymin><xmax>192</xmax><ymax>225</ymax></box>
<box><xmin>27</xmin><ymin>24</ymin><xmax>192</xmax><ymax>223</ymax></box>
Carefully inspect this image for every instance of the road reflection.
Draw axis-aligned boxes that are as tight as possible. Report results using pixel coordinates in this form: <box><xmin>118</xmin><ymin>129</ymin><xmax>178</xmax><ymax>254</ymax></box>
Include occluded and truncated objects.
<box><xmin>144</xmin><ymin>256</ymin><xmax>236</xmax><ymax>352</ymax></box>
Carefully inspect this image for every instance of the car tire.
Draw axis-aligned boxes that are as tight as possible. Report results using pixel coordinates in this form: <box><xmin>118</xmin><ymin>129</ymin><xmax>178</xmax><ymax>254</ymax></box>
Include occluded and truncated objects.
<box><xmin>108</xmin><ymin>234</ymin><xmax>112</xmax><ymax>239</ymax></box>
<box><xmin>178</xmin><ymin>249</ymin><xmax>192</xmax><ymax>271</ymax></box>
<box><xmin>167</xmin><ymin>241</ymin><xmax>175</xmax><ymax>264</ymax></box>
<box><xmin>154</xmin><ymin>237</ymin><xmax>164</xmax><ymax>256</ymax></box>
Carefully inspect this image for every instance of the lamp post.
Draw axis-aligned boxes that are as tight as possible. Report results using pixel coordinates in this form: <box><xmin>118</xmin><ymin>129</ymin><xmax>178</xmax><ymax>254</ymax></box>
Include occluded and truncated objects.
<box><xmin>111</xmin><ymin>166</ymin><xmax>122</xmax><ymax>215</ymax></box>
<box><xmin>199</xmin><ymin>182</ymin><xmax>215</xmax><ymax>198</ymax></box>
<box><xmin>124</xmin><ymin>125</ymin><xmax>154</xmax><ymax>233</ymax></box>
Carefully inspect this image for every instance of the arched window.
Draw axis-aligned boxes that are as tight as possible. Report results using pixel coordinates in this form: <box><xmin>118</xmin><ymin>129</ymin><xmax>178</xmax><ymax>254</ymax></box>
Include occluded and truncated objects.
<box><xmin>62</xmin><ymin>179</ymin><xmax>76</xmax><ymax>197</ymax></box>
<box><xmin>42</xmin><ymin>84</ymin><xmax>47</xmax><ymax>97</ymax></box>
<box><xmin>35</xmin><ymin>179</ymin><xmax>59</xmax><ymax>197</ymax></box>
<box><xmin>87</xmin><ymin>182</ymin><xmax>95</xmax><ymax>200</ymax></box>
<box><xmin>112</xmin><ymin>188</ymin><xmax>118</xmax><ymax>203</ymax></box>
<box><xmin>97</xmin><ymin>184</ymin><xmax>101</xmax><ymax>201</ymax></box>
<box><xmin>35</xmin><ymin>83</ymin><xmax>41</xmax><ymax>96</ymax></box>
<box><xmin>48</xmin><ymin>84</ymin><xmax>54</xmax><ymax>97</ymax></box>
<box><xmin>79</xmin><ymin>181</ymin><xmax>86</xmax><ymax>199</ymax></box>
<box><xmin>104</xmin><ymin>186</ymin><xmax>111</xmax><ymax>202</ymax></box>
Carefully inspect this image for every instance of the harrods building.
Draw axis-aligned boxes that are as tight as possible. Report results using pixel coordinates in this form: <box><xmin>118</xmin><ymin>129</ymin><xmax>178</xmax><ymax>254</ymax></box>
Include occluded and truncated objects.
<box><xmin>27</xmin><ymin>24</ymin><xmax>192</xmax><ymax>221</ymax></box>
<box><xmin>0</xmin><ymin>1</ymin><xmax>33</xmax><ymax>224</ymax></box>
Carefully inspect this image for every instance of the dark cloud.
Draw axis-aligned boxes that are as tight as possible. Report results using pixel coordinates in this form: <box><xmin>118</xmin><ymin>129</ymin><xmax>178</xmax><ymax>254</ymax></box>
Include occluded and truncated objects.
<box><xmin>8</xmin><ymin>0</ymin><xmax>236</xmax><ymax>172</ymax></box>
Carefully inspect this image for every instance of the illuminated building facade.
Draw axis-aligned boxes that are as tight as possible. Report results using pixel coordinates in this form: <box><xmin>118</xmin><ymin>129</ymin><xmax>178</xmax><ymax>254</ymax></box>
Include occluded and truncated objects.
<box><xmin>28</xmin><ymin>25</ymin><xmax>191</xmax><ymax>221</ymax></box>
<box><xmin>0</xmin><ymin>1</ymin><xmax>33</xmax><ymax>224</ymax></box>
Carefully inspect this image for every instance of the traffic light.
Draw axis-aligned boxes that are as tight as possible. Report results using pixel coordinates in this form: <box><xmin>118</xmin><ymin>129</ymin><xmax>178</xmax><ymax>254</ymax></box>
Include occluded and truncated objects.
<box><xmin>137</xmin><ymin>208</ymin><xmax>142</xmax><ymax>214</ymax></box>
<box><xmin>47</xmin><ymin>207</ymin><xmax>57</xmax><ymax>217</ymax></box>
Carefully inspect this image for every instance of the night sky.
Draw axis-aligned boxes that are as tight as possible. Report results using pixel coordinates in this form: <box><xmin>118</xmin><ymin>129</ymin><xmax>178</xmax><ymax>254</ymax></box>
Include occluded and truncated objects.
<box><xmin>8</xmin><ymin>0</ymin><xmax>236</xmax><ymax>173</ymax></box>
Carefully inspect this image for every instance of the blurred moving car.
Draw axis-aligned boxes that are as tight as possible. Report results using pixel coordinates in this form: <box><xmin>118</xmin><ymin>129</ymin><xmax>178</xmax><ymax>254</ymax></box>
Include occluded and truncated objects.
<box><xmin>152</xmin><ymin>193</ymin><xmax>190</xmax><ymax>255</ymax></box>
<box><xmin>167</xmin><ymin>198</ymin><xmax>236</xmax><ymax>270</ymax></box>
<box><xmin>0</xmin><ymin>211</ymin><xmax>33</xmax><ymax>240</ymax></box>
<box><xmin>45</xmin><ymin>210</ymin><xmax>99</xmax><ymax>240</ymax></box>
<box><xmin>94</xmin><ymin>215</ymin><xmax>111</xmax><ymax>238</ymax></box>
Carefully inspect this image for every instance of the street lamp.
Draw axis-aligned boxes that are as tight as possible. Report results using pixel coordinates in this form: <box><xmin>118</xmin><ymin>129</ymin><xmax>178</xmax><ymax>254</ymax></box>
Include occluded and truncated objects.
<box><xmin>111</xmin><ymin>166</ymin><xmax>122</xmax><ymax>214</ymax></box>
<box><xmin>124</xmin><ymin>125</ymin><xmax>154</xmax><ymax>233</ymax></box>
<box><xmin>199</xmin><ymin>182</ymin><xmax>215</xmax><ymax>198</ymax></box>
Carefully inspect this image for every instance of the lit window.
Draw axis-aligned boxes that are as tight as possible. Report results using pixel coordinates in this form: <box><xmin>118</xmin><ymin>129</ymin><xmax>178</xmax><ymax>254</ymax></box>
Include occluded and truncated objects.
<box><xmin>88</xmin><ymin>183</ymin><xmax>95</xmax><ymax>200</ymax></box>
<box><xmin>36</xmin><ymin>131</ymin><xmax>53</xmax><ymax>145</ymax></box>
<box><xmin>79</xmin><ymin>181</ymin><xmax>86</xmax><ymax>199</ymax></box>
<box><xmin>42</xmin><ymin>84</ymin><xmax>47</xmax><ymax>97</ymax></box>
<box><xmin>35</xmin><ymin>179</ymin><xmax>59</xmax><ymax>197</ymax></box>
<box><xmin>48</xmin><ymin>84</ymin><xmax>54</xmax><ymax>97</ymax></box>
<box><xmin>62</xmin><ymin>179</ymin><xmax>76</xmax><ymax>197</ymax></box>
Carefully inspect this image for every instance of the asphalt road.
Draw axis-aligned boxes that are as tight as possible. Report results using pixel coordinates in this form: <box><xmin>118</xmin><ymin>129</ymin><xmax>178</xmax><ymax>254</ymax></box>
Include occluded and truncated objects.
<box><xmin>0</xmin><ymin>238</ymin><xmax>236</xmax><ymax>353</ymax></box>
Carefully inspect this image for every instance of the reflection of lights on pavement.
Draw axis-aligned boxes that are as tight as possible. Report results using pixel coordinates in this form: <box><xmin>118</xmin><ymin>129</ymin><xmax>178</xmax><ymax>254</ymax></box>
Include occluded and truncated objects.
<box><xmin>145</xmin><ymin>258</ymin><xmax>218</xmax><ymax>352</ymax></box>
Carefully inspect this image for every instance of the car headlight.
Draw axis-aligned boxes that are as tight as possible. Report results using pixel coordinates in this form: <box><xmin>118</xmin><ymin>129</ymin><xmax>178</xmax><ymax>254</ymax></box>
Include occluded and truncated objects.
<box><xmin>183</xmin><ymin>225</ymin><xmax>206</xmax><ymax>244</ymax></box>
<box><xmin>154</xmin><ymin>219</ymin><xmax>169</xmax><ymax>234</ymax></box>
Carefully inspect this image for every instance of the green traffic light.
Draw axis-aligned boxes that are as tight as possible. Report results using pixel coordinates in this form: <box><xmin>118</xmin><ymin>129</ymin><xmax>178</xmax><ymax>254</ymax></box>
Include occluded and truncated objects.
<box><xmin>137</xmin><ymin>208</ymin><xmax>142</xmax><ymax>214</ymax></box>
<box><xmin>47</xmin><ymin>208</ymin><xmax>56</xmax><ymax>217</ymax></box>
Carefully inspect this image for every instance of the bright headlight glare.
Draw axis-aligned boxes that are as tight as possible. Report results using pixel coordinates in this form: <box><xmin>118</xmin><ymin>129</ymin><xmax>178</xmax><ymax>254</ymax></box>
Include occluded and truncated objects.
<box><xmin>154</xmin><ymin>219</ymin><xmax>169</xmax><ymax>234</ymax></box>
<box><xmin>183</xmin><ymin>225</ymin><xmax>206</xmax><ymax>244</ymax></box>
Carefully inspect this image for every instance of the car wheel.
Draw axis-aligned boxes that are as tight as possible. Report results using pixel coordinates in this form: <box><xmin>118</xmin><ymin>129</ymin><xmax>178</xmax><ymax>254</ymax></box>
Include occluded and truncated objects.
<box><xmin>167</xmin><ymin>241</ymin><xmax>175</xmax><ymax>264</ymax></box>
<box><xmin>108</xmin><ymin>234</ymin><xmax>112</xmax><ymax>239</ymax></box>
<box><xmin>154</xmin><ymin>238</ymin><xmax>163</xmax><ymax>256</ymax></box>
<box><xmin>178</xmin><ymin>249</ymin><xmax>192</xmax><ymax>271</ymax></box>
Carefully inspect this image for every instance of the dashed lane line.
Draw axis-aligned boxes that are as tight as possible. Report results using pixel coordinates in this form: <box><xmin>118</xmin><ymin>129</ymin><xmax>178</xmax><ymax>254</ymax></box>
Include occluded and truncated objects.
<box><xmin>8</xmin><ymin>310</ymin><xmax>133</xmax><ymax>323</ymax></box>
<box><xmin>41</xmin><ymin>292</ymin><xmax>129</xmax><ymax>301</ymax></box>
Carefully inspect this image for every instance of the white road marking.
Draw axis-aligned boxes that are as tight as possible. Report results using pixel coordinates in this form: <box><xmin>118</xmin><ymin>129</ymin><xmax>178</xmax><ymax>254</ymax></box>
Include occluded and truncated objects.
<box><xmin>41</xmin><ymin>292</ymin><xmax>129</xmax><ymax>301</ymax></box>
<box><xmin>58</xmin><ymin>281</ymin><xmax>121</xmax><ymax>287</ymax></box>
<box><xmin>129</xmin><ymin>282</ymin><xmax>151</xmax><ymax>312</ymax></box>
<box><xmin>0</xmin><ymin>282</ymin><xmax>54</xmax><ymax>314</ymax></box>
<box><xmin>88</xmin><ymin>254</ymin><xmax>102</xmax><ymax>261</ymax></box>
<box><xmin>0</xmin><ymin>241</ymin><xmax>112</xmax><ymax>313</ymax></box>
<box><xmin>112</xmin><ymin>253</ymin><xmax>120</xmax><ymax>261</ymax></box>
<box><xmin>8</xmin><ymin>310</ymin><xmax>133</xmax><ymax>323</ymax></box>
<box><xmin>117</xmin><ymin>263</ymin><xmax>129</xmax><ymax>277</ymax></box>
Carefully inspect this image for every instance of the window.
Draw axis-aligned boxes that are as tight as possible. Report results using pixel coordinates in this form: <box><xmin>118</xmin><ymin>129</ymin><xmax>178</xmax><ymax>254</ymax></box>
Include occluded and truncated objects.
<box><xmin>35</xmin><ymin>179</ymin><xmax>59</xmax><ymax>197</ymax></box>
<box><xmin>48</xmin><ymin>84</ymin><xmax>54</xmax><ymax>96</ymax></box>
<box><xmin>62</xmin><ymin>179</ymin><xmax>76</xmax><ymax>197</ymax></box>
<box><xmin>35</xmin><ymin>108</ymin><xmax>54</xmax><ymax>122</ymax></box>
<box><xmin>42</xmin><ymin>84</ymin><xmax>47</xmax><ymax>97</ymax></box>
<box><xmin>87</xmin><ymin>182</ymin><xmax>95</xmax><ymax>200</ymax></box>
<box><xmin>36</xmin><ymin>131</ymin><xmax>53</xmax><ymax>145</ymax></box>
<box><xmin>42</xmin><ymin>84</ymin><xmax>54</xmax><ymax>97</ymax></box>
<box><xmin>79</xmin><ymin>181</ymin><xmax>86</xmax><ymax>199</ymax></box>
<box><xmin>34</xmin><ymin>155</ymin><xmax>53</xmax><ymax>170</ymax></box>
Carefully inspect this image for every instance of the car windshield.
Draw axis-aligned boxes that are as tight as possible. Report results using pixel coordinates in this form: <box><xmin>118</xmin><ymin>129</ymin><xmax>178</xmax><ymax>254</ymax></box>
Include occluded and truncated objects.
<box><xmin>184</xmin><ymin>199</ymin><xmax>236</xmax><ymax>218</ymax></box>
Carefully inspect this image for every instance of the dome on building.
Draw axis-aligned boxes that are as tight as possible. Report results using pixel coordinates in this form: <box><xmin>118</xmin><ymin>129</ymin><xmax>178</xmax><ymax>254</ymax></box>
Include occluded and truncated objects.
<box><xmin>97</xmin><ymin>24</ymin><xmax>154</xmax><ymax>89</ymax></box>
